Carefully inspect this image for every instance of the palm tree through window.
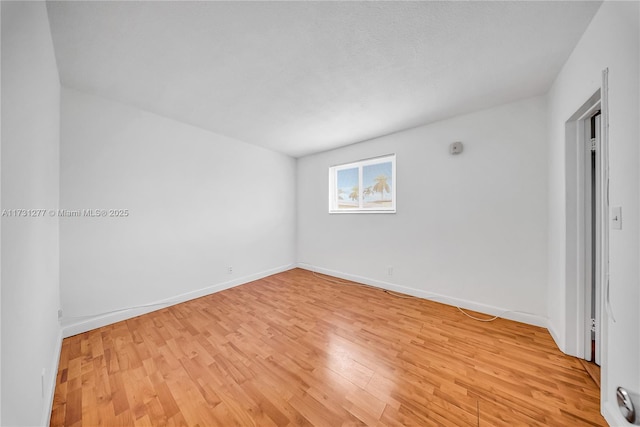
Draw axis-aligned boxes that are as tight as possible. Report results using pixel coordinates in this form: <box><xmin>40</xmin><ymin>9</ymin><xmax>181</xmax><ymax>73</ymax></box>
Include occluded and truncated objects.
<box><xmin>329</xmin><ymin>154</ymin><xmax>396</xmax><ymax>213</ymax></box>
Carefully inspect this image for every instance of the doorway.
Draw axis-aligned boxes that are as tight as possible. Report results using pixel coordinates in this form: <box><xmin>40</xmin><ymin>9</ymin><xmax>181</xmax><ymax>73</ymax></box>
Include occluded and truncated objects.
<box><xmin>565</xmin><ymin>93</ymin><xmax>605</xmax><ymax>388</ymax></box>
<box><xmin>564</xmin><ymin>88</ymin><xmax>607</xmax><ymax>366</ymax></box>
<box><xmin>584</xmin><ymin>109</ymin><xmax>602</xmax><ymax>366</ymax></box>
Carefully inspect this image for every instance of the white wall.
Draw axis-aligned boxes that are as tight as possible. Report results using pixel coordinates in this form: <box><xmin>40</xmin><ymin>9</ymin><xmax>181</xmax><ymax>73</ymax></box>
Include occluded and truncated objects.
<box><xmin>0</xmin><ymin>0</ymin><xmax>3</xmax><ymax>418</ymax></box>
<box><xmin>298</xmin><ymin>96</ymin><xmax>548</xmax><ymax>326</ymax></box>
<box><xmin>1</xmin><ymin>2</ymin><xmax>62</xmax><ymax>426</ymax></box>
<box><xmin>60</xmin><ymin>88</ymin><xmax>296</xmax><ymax>334</ymax></box>
<box><xmin>547</xmin><ymin>2</ymin><xmax>639</xmax><ymax>425</ymax></box>
<box><xmin>1</xmin><ymin>3</ymin><xmax>3</xmax><ymax>421</ymax></box>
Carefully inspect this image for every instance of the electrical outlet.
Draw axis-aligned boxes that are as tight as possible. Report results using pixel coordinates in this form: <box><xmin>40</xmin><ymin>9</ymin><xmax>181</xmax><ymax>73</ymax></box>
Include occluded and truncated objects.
<box><xmin>57</xmin><ymin>309</ymin><xmax>63</xmax><ymax>319</ymax></box>
<box><xmin>227</xmin><ymin>266</ymin><xmax>233</xmax><ymax>274</ymax></box>
<box><xmin>387</xmin><ymin>266</ymin><xmax>394</xmax><ymax>276</ymax></box>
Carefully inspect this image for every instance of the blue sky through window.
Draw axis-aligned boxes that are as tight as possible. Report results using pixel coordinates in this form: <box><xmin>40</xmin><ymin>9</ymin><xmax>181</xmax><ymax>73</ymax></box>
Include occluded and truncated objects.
<box><xmin>330</xmin><ymin>154</ymin><xmax>395</xmax><ymax>212</ymax></box>
<box><xmin>337</xmin><ymin>167</ymin><xmax>358</xmax><ymax>200</ymax></box>
<box><xmin>363</xmin><ymin>161</ymin><xmax>392</xmax><ymax>201</ymax></box>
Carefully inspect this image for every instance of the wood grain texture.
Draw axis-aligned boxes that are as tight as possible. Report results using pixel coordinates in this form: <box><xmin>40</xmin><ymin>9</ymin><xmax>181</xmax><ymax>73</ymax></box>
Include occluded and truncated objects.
<box><xmin>580</xmin><ymin>359</ymin><xmax>601</xmax><ymax>389</ymax></box>
<box><xmin>51</xmin><ymin>268</ymin><xmax>606</xmax><ymax>426</ymax></box>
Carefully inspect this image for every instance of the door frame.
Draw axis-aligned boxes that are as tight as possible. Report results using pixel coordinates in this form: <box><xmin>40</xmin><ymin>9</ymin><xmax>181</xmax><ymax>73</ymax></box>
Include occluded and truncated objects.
<box><xmin>564</xmin><ymin>89</ymin><xmax>607</xmax><ymax>360</ymax></box>
<box><xmin>582</xmin><ymin>108</ymin><xmax>602</xmax><ymax>363</ymax></box>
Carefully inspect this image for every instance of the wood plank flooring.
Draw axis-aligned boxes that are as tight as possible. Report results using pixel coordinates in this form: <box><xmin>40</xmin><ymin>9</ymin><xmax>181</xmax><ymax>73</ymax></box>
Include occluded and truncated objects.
<box><xmin>580</xmin><ymin>359</ymin><xmax>601</xmax><ymax>389</ymax></box>
<box><xmin>51</xmin><ymin>268</ymin><xmax>606</xmax><ymax>426</ymax></box>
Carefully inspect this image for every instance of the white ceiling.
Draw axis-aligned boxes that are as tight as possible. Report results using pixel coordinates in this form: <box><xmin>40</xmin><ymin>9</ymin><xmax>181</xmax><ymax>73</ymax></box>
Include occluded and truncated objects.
<box><xmin>46</xmin><ymin>1</ymin><xmax>601</xmax><ymax>158</ymax></box>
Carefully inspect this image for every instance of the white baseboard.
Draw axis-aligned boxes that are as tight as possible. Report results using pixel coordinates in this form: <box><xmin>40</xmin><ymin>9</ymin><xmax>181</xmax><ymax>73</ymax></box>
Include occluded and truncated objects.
<box><xmin>297</xmin><ymin>263</ymin><xmax>548</xmax><ymax>328</ymax></box>
<box><xmin>546</xmin><ymin>322</ymin><xmax>566</xmax><ymax>354</ymax></box>
<box><xmin>42</xmin><ymin>327</ymin><xmax>63</xmax><ymax>427</ymax></box>
<box><xmin>60</xmin><ymin>264</ymin><xmax>296</xmax><ymax>338</ymax></box>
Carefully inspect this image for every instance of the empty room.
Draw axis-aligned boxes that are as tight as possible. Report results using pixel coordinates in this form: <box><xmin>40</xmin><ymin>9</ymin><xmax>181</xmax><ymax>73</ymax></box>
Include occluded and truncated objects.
<box><xmin>2</xmin><ymin>1</ymin><xmax>639</xmax><ymax>426</ymax></box>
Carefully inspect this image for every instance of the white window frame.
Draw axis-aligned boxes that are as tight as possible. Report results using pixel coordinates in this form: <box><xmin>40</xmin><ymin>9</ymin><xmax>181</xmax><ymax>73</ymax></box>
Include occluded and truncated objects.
<box><xmin>328</xmin><ymin>154</ymin><xmax>396</xmax><ymax>214</ymax></box>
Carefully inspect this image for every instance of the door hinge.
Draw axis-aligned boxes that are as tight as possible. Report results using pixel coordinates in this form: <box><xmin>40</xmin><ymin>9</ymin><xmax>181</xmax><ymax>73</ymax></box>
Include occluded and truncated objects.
<box><xmin>590</xmin><ymin>138</ymin><xmax>597</xmax><ymax>152</ymax></box>
<box><xmin>591</xmin><ymin>318</ymin><xmax>596</xmax><ymax>332</ymax></box>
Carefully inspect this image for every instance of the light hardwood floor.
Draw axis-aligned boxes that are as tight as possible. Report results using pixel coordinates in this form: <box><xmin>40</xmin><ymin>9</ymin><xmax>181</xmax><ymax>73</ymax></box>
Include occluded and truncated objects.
<box><xmin>51</xmin><ymin>268</ymin><xmax>606</xmax><ymax>426</ymax></box>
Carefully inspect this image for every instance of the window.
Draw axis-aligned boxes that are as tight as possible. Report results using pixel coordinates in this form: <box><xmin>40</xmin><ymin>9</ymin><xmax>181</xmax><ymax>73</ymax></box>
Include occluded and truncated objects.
<box><xmin>329</xmin><ymin>154</ymin><xmax>396</xmax><ymax>213</ymax></box>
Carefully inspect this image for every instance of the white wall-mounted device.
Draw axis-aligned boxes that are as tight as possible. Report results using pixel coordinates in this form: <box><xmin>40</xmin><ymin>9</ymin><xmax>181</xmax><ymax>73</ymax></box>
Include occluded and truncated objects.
<box><xmin>449</xmin><ymin>141</ymin><xmax>463</xmax><ymax>155</ymax></box>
